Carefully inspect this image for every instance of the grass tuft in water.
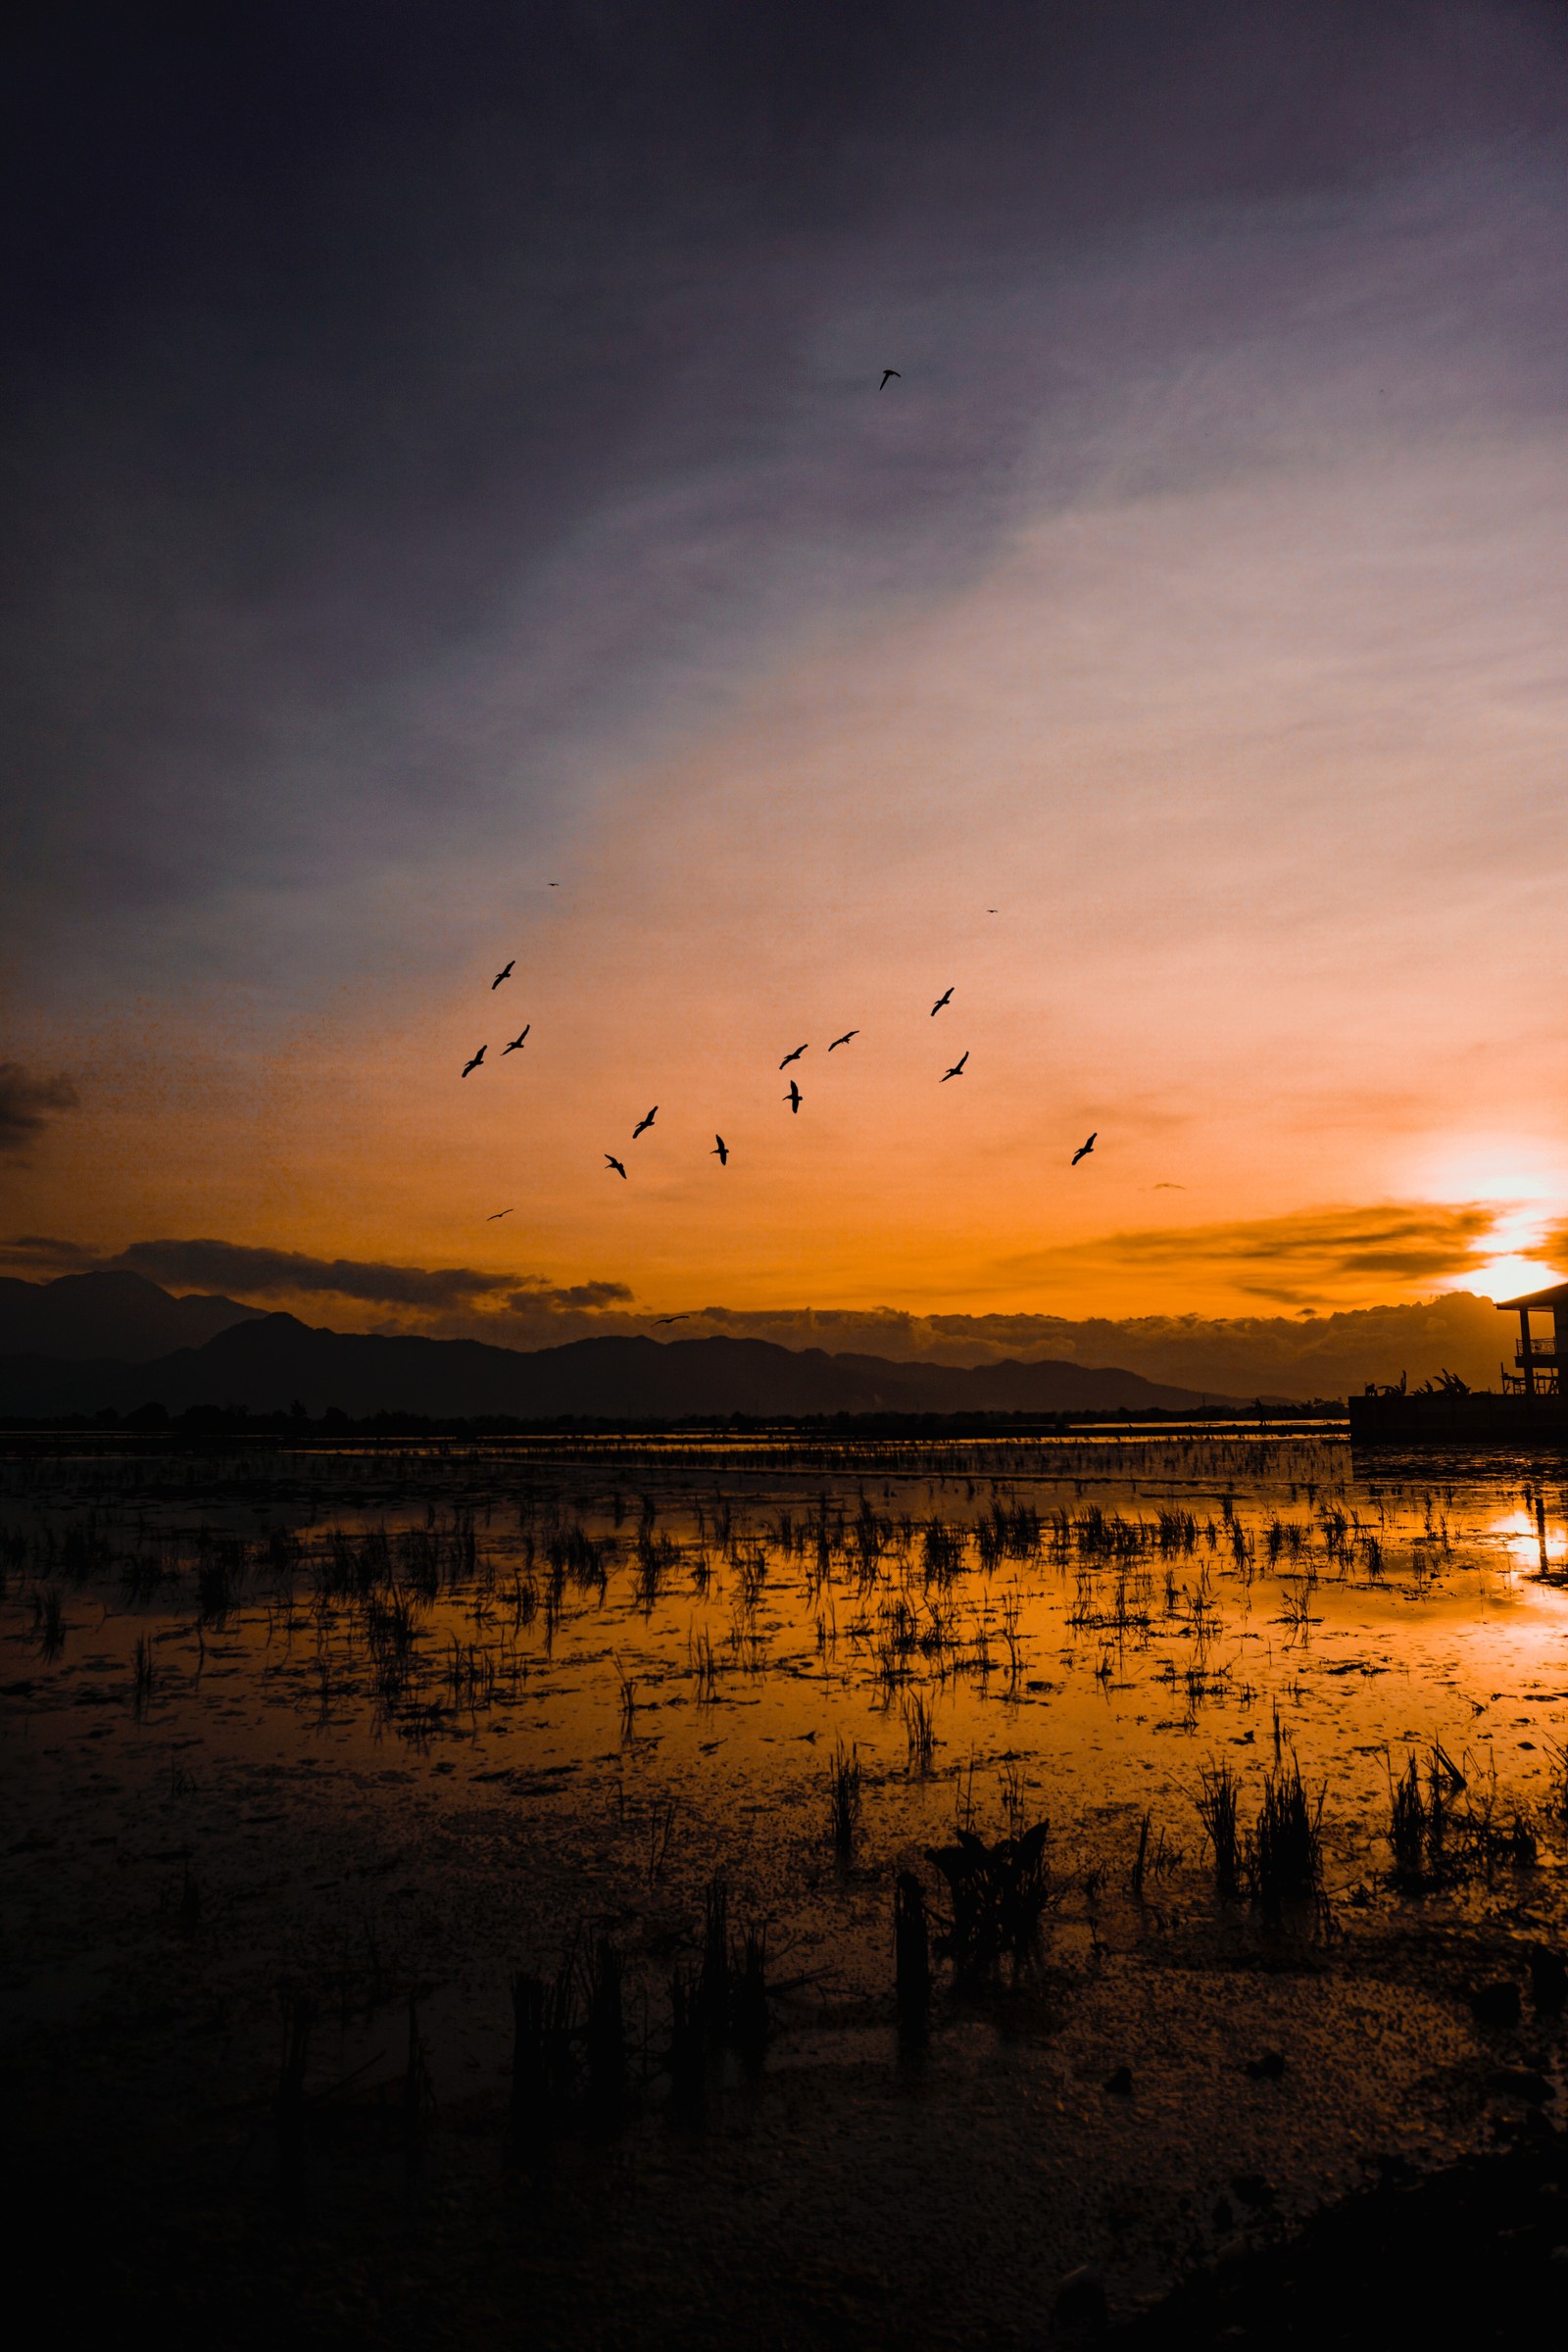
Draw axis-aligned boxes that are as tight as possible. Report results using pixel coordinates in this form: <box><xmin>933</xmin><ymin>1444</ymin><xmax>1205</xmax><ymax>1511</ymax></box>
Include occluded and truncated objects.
<box><xmin>1197</xmin><ymin>1760</ymin><xmax>1242</xmax><ymax>1897</ymax></box>
<box><xmin>828</xmin><ymin>1740</ymin><xmax>862</xmax><ymax>1862</ymax></box>
<box><xmin>925</xmin><ymin>1819</ymin><xmax>1052</xmax><ymax>1980</ymax></box>
<box><xmin>1248</xmin><ymin>1760</ymin><xmax>1324</xmax><ymax>1909</ymax></box>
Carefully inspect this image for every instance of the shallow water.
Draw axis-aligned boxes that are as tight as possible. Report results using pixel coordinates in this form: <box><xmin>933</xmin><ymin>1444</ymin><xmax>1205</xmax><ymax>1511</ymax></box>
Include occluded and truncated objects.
<box><xmin>4</xmin><ymin>1430</ymin><xmax>1567</xmax><ymax>2342</ymax></box>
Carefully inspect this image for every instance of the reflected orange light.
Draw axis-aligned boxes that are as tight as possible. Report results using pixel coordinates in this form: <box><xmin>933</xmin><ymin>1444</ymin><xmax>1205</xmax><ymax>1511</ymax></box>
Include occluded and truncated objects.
<box><xmin>1486</xmin><ymin>1508</ymin><xmax>1566</xmax><ymax>1573</ymax></box>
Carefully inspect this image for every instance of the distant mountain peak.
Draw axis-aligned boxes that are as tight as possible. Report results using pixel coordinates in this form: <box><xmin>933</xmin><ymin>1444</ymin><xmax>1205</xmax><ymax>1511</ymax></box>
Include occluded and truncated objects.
<box><xmin>0</xmin><ymin>1269</ymin><xmax>264</xmax><ymax>1363</ymax></box>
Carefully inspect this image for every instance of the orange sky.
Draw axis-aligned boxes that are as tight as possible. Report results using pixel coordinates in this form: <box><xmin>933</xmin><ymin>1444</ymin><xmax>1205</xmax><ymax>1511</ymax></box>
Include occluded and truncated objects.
<box><xmin>11</xmin><ymin>446</ymin><xmax>1567</xmax><ymax>1328</ymax></box>
<box><xmin>5</xmin><ymin>10</ymin><xmax>1568</xmax><ymax>1336</ymax></box>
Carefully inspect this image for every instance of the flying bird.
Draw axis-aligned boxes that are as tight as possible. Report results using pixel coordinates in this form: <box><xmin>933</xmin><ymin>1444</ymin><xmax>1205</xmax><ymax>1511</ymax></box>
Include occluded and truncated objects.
<box><xmin>828</xmin><ymin>1030</ymin><xmax>858</xmax><ymax>1051</ymax></box>
<box><xmin>1071</xmin><ymin>1132</ymin><xmax>1098</xmax><ymax>1166</ymax></box>
<box><xmin>779</xmin><ymin>1043</ymin><xmax>808</xmax><ymax>1069</ymax></box>
<box><xmin>485</xmin><ymin>1207</ymin><xmax>514</xmax><ymax>1221</ymax></box>
<box><xmin>501</xmin><ymin>1025</ymin><xmax>530</xmax><ymax>1054</ymax></box>
<box><xmin>605</xmin><ymin>1154</ymin><xmax>627</xmax><ymax>1179</ymax></box>
<box><xmin>492</xmin><ymin>960</ymin><xmax>514</xmax><ymax>988</ymax></box>
<box><xmin>632</xmin><ymin>1106</ymin><xmax>658</xmax><ymax>1139</ymax></box>
<box><xmin>712</xmin><ymin>1135</ymin><xmax>729</xmax><ymax>1165</ymax></box>
<box><xmin>880</xmin><ymin>369</ymin><xmax>901</xmax><ymax>388</ymax></box>
<box><xmin>784</xmin><ymin>1080</ymin><xmax>803</xmax><ymax>1113</ymax></box>
<box><xmin>1152</xmin><ymin>1182</ymin><xmax>1187</xmax><ymax>1191</ymax></box>
<box><xmin>941</xmin><ymin>1052</ymin><xmax>968</xmax><ymax>1081</ymax></box>
<box><xmin>930</xmin><ymin>986</ymin><xmax>954</xmax><ymax>1015</ymax></box>
<box><xmin>461</xmin><ymin>1046</ymin><xmax>486</xmax><ymax>1077</ymax></box>
<box><xmin>655</xmin><ymin>1312</ymin><xmax>694</xmax><ymax>1325</ymax></box>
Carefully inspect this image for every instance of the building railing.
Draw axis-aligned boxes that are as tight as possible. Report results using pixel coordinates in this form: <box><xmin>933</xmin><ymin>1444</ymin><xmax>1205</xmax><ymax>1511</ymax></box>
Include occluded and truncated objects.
<box><xmin>1518</xmin><ymin>1340</ymin><xmax>1561</xmax><ymax>1365</ymax></box>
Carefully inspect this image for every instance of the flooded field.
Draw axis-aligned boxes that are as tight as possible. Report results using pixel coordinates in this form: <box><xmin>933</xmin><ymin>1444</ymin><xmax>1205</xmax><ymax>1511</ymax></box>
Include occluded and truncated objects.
<box><xmin>4</xmin><ymin>1428</ymin><xmax>1567</xmax><ymax>2346</ymax></box>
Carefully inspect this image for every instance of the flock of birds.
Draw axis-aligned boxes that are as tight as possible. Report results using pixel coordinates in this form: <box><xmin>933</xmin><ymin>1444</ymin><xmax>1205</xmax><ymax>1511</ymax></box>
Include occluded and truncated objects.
<box><xmin>462</xmin><ymin>956</ymin><xmax>1099</xmax><ymax>1196</ymax></box>
<box><xmin>446</xmin><ymin>373</ymin><xmax>1111</xmax><ymax>1208</ymax></box>
<box><xmin>452</xmin><ymin>372</ymin><xmax>1109</xmax><ymax>1212</ymax></box>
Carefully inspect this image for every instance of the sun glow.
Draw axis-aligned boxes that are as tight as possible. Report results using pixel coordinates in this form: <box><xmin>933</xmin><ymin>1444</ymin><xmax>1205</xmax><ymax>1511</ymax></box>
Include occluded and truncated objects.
<box><xmin>1460</xmin><ymin>1252</ymin><xmax>1566</xmax><ymax>1304</ymax></box>
<box><xmin>1414</xmin><ymin>1152</ymin><xmax>1567</xmax><ymax>1303</ymax></box>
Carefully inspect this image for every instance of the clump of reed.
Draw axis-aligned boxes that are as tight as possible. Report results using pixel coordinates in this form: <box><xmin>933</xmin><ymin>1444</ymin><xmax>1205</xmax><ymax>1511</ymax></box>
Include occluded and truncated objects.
<box><xmin>663</xmin><ymin>1876</ymin><xmax>772</xmax><ymax>2119</ymax></box>
<box><xmin>1129</xmin><ymin>1810</ymin><xmax>1183</xmax><ymax>1897</ymax></box>
<box><xmin>1197</xmin><ymin>1759</ymin><xmax>1241</xmax><ymax>1896</ymax></box>
<box><xmin>920</xmin><ymin>1519</ymin><xmax>966</xmax><ymax>1584</ymax></box>
<box><xmin>924</xmin><ymin>1818</ymin><xmax>1053</xmax><ymax>1980</ymax></box>
<box><xmin>1196</xmin><ymin>1757</ymin><xmax>1324</xmax><ymax>1907</ymax></box>
<box><xmin>615</xmin><ymin>1659</ymin><xmax>637</xmax><ymax>1738</ymax></box>
<box><xmin>828</xmin><ymin>1740</ymin><xmax>862</xmax><ymax>1860</ymax></box>
<box><xmin>1387</xmin><ymin>1745</ymin><xmax>1537</xmax><ymax>1891</ymax></box>
<box><xmin>1249</xmin><ymin>1759</ymin><xmax>1324</xmax><ymax>1908</ymax></box>
<box><xmin>973</xmin><ymin>1500</ymin><xmax>1042</xmax><ymax>1569</ymax></box>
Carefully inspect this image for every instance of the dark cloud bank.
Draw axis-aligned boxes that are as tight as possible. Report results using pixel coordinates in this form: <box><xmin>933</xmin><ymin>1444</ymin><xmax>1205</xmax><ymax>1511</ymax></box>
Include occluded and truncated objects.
<box><xmin>0</xmin><ymin>1065</ymin><xmax>77</xmax><ymax>1157</ymax></box>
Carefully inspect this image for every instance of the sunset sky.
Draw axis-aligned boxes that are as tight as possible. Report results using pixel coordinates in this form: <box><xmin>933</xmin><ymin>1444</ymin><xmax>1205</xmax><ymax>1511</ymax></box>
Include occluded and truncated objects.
<box><xmin>4</xmin><ymin>1</ymin><xmax>1568</xmax><ymax>1345</ymax></box>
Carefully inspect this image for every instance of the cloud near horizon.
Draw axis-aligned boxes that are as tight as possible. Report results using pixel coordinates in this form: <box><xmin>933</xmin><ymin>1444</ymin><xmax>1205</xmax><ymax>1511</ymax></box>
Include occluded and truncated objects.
<box><xmin>1</xmin><ymin>1235</ymin><xmax>633</xmax><ymax>1315</ymax></box>
<box><xmin>0</xmin><ymin>1066</ymin><xmax>78</xmax><ymax>1158</ymax></box>
<box><xmin>996</xmin><ymin>1202</ymin><xmax>1507</xmax><ymax>1307</ymax></box>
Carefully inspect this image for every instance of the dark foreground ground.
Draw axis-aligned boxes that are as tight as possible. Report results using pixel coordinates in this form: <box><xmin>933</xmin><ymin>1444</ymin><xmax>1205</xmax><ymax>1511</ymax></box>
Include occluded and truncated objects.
<box><xmin>1122</xmin><ymin>2123</ymin><xmax>1568</xmax><ymax>2348</ymax></box>
<box><xmin>6</xmin><ymin>2052</ymin><xmax>1564</xmax><ymax>2350</ymax></box>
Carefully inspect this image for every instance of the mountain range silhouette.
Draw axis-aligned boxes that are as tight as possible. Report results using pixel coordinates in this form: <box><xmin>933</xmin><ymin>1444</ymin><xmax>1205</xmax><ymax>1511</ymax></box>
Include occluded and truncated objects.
<box><xmin>0</xmin><ymin>1275</ymin><xmax>1239</xmax><ymax>1418</ymax></box>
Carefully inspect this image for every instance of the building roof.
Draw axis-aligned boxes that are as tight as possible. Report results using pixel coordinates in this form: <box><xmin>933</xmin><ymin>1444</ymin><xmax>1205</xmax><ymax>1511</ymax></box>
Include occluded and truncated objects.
<box><xmin>1496</xmin><ymin>1281</ymin><xmax>1568</xmax><ymax>1310</ymax></box>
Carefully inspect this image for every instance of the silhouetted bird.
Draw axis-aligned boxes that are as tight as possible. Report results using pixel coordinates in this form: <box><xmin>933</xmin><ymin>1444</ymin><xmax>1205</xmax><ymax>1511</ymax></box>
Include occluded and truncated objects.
<box><xmin>492</xmin><ymin>960</ymin><xmax>514</xmax><ymax>988</ymax></box>
<box><xmin>941</xmin><ymin>1052</ymin><xmax>968</xmax><ymax>1081</ymax></box>
<box><xmin>606</xmin><ymin>1154</ymin><xmax>627</xmax><ymax>1179</ymax></box>
<box><xmin>1071</xmin><ymin>1132</ymin><xmax>1098</xmax><ymax>1165</ymax></box>
<box><xmin>462</xmin><ymin>1046</ymin><xmax>486</xmax><ymax>1076</ymax></box>
<box><xmin>486</xmin><ymin>1208</ymin><xmax>514</xmax><ymax>1220</ymax></box>
<box><xmin>930</xmin><ymin>986</ymin><xmax>954</xmax><ymax>1015</ymax></box>
<box><xmin>880</xmin><ymin>369</ymin><xmax>901</xmax><ymax>388</ymax></box>
<box><xmin>779</xmin><ymin>1044</ymin><xmax>808</xmax><ymax>1069</ymax></box>
<box><xmin>656</xmin><ymin>1312</ymin><xmax>694</xmax><ymax>1325</ymax></box>
<box><xmin>828</xmin><ymin>1030</ymin><xmax>858</xmax><ymax>1051</ymax></box>
<box><xmin>712</xmin><ymin>1134</ymin><xmax>729</xmax><ymax>1165</ymax></box>
<box><xmin>632</xmin><ymin>1106</ymin><xmax>659</xmax><ymax>1139</ymax></box>
<box><xmin>784</xmin><ymin>1080</ymin><xmax>803</xmax><ymax>1113</ymax></box>
<box><xmin>502</xmin><ymin>1025</ymin><xmax>530</xmax><ymax>1054</ymax></box>
<box><xmin>1152</xmin><ymin>1181</ymin><xmax>1186</xmax><ymax>1190</ymax></box>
